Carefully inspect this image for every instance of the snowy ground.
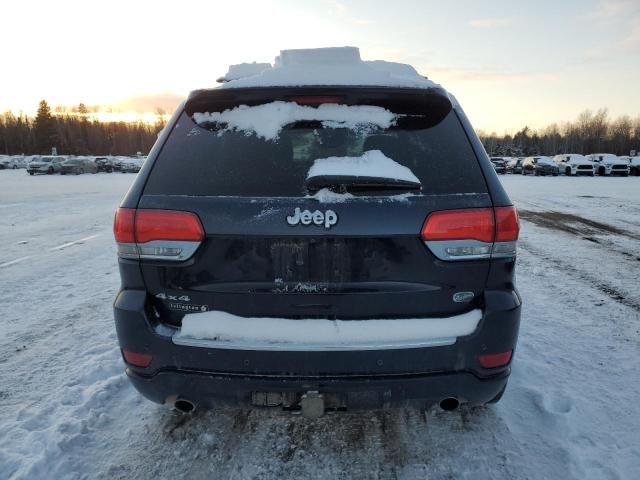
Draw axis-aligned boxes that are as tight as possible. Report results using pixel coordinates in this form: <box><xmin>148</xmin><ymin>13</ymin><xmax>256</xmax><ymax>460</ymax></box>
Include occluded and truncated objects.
<box><xmin>0</xmin><ymin>170</ymin><xmax>639</xmax><ymax>480</ymax></box>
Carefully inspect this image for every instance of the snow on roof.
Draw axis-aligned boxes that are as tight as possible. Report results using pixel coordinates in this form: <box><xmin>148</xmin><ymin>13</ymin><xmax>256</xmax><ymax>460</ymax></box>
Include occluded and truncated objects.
<box><xmin>217</xmin><ymin>62</ymin><xmax>272</xmax><ymax>83</ymax></box>
<box><xmin>193</xmin><ymin>101</ymin><xmax>397</xmax><ymax>140</ymax></box>
<box><xmin>217</xmin><ymin>46</ymin><xmax>438</xmax><ymax>90</ymax></box>
<box><xmin>307</xmin><ymin>150</ymin><xmax>421</xmax><ymax>185</ymax></box>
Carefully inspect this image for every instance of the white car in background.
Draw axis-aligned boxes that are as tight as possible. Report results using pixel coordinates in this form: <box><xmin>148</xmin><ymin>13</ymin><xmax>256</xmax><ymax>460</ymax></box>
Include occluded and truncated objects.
<box><xmin>552</xmin><ymin>154</ymin><xmax>595</xmax><ymax>176</ymax></box>
<box><xmin>619</xmin><ymin>156</ymin><xmax>640</xmax><ymax>176</ymax></box>
<box><xmin>0</xmin><ymin>155</ymin><xmax>28</xmax><ymax>169</ymax></box>
<box><xmin>586</xmin><ymin>153</ymin><xmax>629</xmax><ymax>176</ymax></box>
<box><xmin>27</xmin><ymin>155</ymin><xmax>68</xmax><ymax>175</ymax></box>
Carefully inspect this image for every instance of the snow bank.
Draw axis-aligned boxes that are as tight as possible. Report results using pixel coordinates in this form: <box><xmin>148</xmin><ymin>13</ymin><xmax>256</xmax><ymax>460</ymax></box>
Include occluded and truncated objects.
<box><xmin>175</xmin><ymin>309</ymin><xmax>482</xmax><ymax>349</ymax></box>
<box><xmin>307</xmin><ymin>150</ymin><xmax>420</xmax><ymax>184</ymax></box>
<box><xmin>218</xmin><ymin>47</ymin><xmax>437</xmax><ymax>89</ymax></box>
<box><xmin>193</xmin><ymin>101</ymin><xmax>397</xmax><ymax>140</ymax></box>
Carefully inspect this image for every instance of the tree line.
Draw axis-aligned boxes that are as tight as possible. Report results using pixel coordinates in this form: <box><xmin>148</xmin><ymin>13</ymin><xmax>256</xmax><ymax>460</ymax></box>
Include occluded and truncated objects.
<box><xmin>479</xmin><ymin>109</ymin><xmax>640</xmax><ymax>157</ymax></box>
<box><xmin>0</xmin><ymin>100</ymin><xmax>166</xmax><ymax>156</ymax></box>
<box><xmin>2</xmin><ymin>101</ymin><xmax>639</xmax><ymax>158</ymax></box>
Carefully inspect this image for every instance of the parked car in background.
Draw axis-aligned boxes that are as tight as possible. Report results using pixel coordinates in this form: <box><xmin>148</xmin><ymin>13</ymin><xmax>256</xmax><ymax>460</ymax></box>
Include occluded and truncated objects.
<box><xmin>0</xmin><ymin>155</ymin><xmax>27</xmax><ymax>169</ymax></box>
<box><xmin>522</xmin><ymin>156</ymin><xmax>559</xmax><ymax>176</ymax></box>
<box><xmin>507</xmin><ymin>157</ymin><xmax>524</xmax><ymax>174</ymax></box>
<box><xmin>25</xmin><ymin>155</ymin><xmax>41</xmax><ymax>166</ymax></box>
<box><xmin>94</xmin><ymin>156</ymin><xmax>114</xmax><ymax>173</ymax></box>
<box><xmin>27</xmin><ymin>156</ymin><xmax>67</xmax><ymax>175</ymax></box>
<box><xmin>552</xmin><ymin>154</ymin><xmax>595</xmax><ymax>176</ymax></box>
<box><xmin>60</xmin><ymin>157</ymin><xmax>98</xmax><ymax>175</ymax></box>
<box><xmin>120</xmin><ymin>157</ymin><xmax>144</xmax><ymax>173</ymax></box>
<box><xmin>619</xmin><ymin>156</ymin><xmax>640</xmax><ymax>176</ymax></box>
<box><xmin>489</xmin><ymin>157</ymin><xmax>508</xmax><ymax>174</ymax></box>
<box><xmin>586</xmin><ymin>154</ymin><xmax>629</xmax><ymax>176</ymax></box>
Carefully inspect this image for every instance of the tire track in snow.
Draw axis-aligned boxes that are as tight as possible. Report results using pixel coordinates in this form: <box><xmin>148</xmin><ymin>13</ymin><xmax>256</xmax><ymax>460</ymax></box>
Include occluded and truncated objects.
<box><xmin>519</xmin><ymin>238</ymin><xmax>640</xmax><ymax>313</ymax></box>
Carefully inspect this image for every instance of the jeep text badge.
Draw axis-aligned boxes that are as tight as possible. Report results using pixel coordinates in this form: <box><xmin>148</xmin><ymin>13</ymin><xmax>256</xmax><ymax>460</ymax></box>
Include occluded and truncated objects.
<box><xmin>286</xmin><ymin>207</ymin><xmax>338</xmax><ymax>229</ymax></box>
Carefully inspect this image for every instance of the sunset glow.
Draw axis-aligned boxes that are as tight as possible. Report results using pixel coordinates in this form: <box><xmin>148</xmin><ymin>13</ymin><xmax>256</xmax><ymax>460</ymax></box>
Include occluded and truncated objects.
<box><xmin>1</xmin><ymin>0</ymin><xmax>639</xmax><ymax>133</ymax></box>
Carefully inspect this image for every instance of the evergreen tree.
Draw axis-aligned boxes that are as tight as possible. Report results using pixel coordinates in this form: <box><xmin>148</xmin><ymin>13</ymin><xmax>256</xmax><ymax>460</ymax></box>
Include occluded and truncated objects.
<box><xmin>33</xmin><ymin>100</ymin><xmax>57</xmax><ymax>153</ymax></box>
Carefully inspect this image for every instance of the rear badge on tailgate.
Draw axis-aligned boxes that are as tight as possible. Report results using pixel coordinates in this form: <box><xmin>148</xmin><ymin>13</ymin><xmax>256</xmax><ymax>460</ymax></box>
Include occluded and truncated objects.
<box><xmin>169</xmin><ymin>303</ymin><xmax>209</xmax><ymax>313</ymax></box>
<box><xmin>287</xmin><ymin>208</ymin><xmax>338</xmax><ymax>229</ymax></box>
<box><xmin>156</xmin><ymin>293</ymin><xmax>208</xmax><ymax>313</ymax></box>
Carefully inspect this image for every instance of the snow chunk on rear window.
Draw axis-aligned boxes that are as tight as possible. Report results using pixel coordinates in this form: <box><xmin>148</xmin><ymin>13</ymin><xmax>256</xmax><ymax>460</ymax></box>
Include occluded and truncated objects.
<box><xmin>306</xmin><ymin>188</ymin><xmax>354</xmax><ymax>203</ymax></box>
<box><xmin>218</xmin><ymin>47</ymin><xmax>438</xmax><ymax>90</ymax></box>
<box><xmin>307</xmin><ymin>150</ymin><xmax>421</xmax><ymax>185</ymax></box>
<box><xmin>192</xmin><ymin>101</ymin><xmax>397</xmax><ymax>141</ymax></box>
<box><xmin>175</xmin><ymin>309</ymin><xmax>482</xmax><ymax>349</ymax></box>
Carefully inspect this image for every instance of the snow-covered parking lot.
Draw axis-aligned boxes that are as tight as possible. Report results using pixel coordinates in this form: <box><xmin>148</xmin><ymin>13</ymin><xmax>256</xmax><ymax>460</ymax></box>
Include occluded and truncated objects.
<box><xmin>0</xmin><ymin>170</ymin><xmax>639</xmax><ymax>479</ymax></box>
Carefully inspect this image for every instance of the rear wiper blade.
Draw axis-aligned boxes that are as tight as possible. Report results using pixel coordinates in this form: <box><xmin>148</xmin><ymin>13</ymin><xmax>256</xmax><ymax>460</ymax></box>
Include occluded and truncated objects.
<box><xmin>306</xmin><ymin>175</ymin><xmax>421</xmax><ymax>191</ymax></box>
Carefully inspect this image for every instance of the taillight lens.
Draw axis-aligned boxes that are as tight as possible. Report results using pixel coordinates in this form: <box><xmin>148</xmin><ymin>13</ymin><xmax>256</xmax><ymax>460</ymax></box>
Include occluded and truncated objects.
<box><xmin>113</xmin><ymin>208</ymin><xmax>204</xmax><ymax>261</ymax></box>
<box><xmin>135</xmin><ymin>210</ymin><xmax>204</xmax><ymax>243</ymax></box>
<box><xmin>113</xmin><ymin>207</ymin><xmax>136</xmax><ymax>243</ymax></box>
<box><xmin>421</xmin><ymin>208</ymin><xmax>495</xmax><ymax>243</ymax></box>
<box><xmin>495</xmin><ymin>206</ymin><xmax>519</xmax><ymax>242</ymax></box>
<box><xmin>421</xmin><ymin>206</ymin><xmax>519</xmax><ymax>261</ymax></box>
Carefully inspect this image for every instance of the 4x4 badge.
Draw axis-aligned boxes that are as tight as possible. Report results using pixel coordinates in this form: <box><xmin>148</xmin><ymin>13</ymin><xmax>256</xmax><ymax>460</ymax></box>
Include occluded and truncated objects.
<box><xmin>287</xmin><ymin>208</ymin><xmax>338</xmax><ymax>229</ymax></box>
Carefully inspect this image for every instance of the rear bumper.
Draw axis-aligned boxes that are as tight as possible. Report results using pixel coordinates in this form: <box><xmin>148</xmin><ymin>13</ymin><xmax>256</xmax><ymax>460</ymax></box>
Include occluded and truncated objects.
<box><xmin>114</xmin><ymin>289</ymin><xmax>521</xmax><ymax>409</ymax></box>
<box><xmin>127</xmin><ymin>368</ymin><xmax>509</xmax><ymax>409</ymax></box>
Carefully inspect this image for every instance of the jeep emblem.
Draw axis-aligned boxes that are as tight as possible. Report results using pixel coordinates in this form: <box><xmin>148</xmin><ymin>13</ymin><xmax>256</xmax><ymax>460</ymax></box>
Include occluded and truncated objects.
<box><xmin>286</xmin><ymin>207</ymin><xmax>338</xmax><ymax>229</ymax></box>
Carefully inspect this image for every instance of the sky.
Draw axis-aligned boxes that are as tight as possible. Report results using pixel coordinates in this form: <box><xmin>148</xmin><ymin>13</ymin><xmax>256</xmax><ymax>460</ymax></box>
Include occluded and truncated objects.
<box><xmin>1</xmin><ymin>0</ymin><xmax>639</xmax><ymax>133</ymax></box>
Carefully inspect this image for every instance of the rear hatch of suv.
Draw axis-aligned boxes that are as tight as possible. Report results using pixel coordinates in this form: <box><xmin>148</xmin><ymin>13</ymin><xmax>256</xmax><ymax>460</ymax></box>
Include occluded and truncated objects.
<box><xmin>129</xmin><ymin>87</ymin><xmax>496</xmax><ymax>326</ymax></box>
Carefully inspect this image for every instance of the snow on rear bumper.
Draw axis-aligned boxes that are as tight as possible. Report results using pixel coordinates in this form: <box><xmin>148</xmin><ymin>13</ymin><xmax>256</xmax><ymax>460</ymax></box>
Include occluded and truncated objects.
<box><xmin>114</xmin><ymin>289</ymin><xmax>520</xmax><ymax>384</ymax></box>
<box><xmin>172</xmin><ymin>309</ymin><xmax>482</xmax><ymax>351</ymax></box>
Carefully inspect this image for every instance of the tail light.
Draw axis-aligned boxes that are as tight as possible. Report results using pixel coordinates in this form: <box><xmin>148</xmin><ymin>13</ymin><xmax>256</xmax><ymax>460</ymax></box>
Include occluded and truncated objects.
<box><xmin>421</xmin><ymin>206</ymin><xmax>519</xmax><ymax>261</ymax></box>
<box><xmin>113</xmin><ymin>208</ymin><xmax>204</xmax><ymax>261</ymax></box>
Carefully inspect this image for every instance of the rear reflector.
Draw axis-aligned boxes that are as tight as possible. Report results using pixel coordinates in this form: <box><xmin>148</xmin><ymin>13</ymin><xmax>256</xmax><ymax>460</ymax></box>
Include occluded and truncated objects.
<box><xmin>479</xmin><ymin>350</ymin><xmax>513</xmax><ymax>368</ymax></box>
<box><xmin>113</xmin><ymin>208</ymin><xmax>204</xmax><ymax>261</ymax></box>
<box><xmin>421</xmin><ymin>208</ymin><xmax>495</xmax><ymax>243</ymax></box>
<box><xmin>122</xmin><ymin>349</ymin><xmax>153</xmax><ymax>367</ymax></box>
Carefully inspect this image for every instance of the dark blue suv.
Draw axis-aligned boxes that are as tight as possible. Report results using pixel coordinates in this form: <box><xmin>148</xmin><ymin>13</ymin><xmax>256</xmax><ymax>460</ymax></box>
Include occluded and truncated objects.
<box><xmin>113</xmin><ymin>79</ymin><xmax>521</xmax><ymax>416</ymax></box>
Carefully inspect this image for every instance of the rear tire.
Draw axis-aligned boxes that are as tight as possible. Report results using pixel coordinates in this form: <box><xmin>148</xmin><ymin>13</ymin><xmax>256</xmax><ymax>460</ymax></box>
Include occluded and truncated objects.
<box><xmin>565</xmin><ymin>167</ymin><xmax>571</xmax><ymax>176</ymax></box>
<box><xmin>12</xmin><ymin>165</ymin><xmax>17</xmax><ymax>170</ymax></box>
<box><xmin>47</xmin><ymin>167</ymin><xmax>54</xmax><ymax>174</ymax></box>
<box><xmin>29</xmin><ymin>172</ymin><xmax>34</xmax><ymax>176</ymax></box>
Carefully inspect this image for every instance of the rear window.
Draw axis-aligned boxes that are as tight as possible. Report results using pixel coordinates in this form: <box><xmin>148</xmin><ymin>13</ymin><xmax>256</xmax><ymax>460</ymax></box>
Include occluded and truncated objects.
<box><xmin>144</xmin><ymin>108</ymin><xmax>487</xmax><ymax>197</ymax></box>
